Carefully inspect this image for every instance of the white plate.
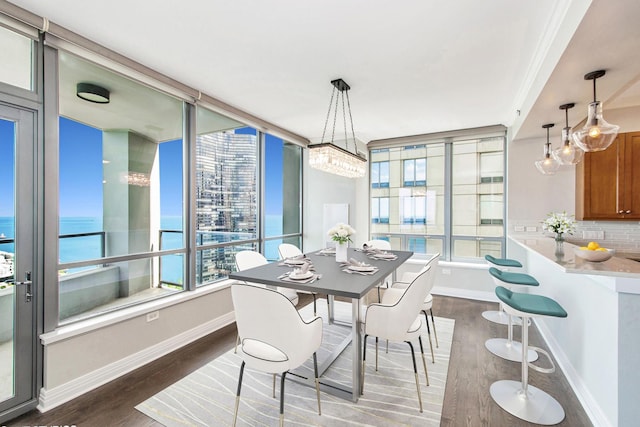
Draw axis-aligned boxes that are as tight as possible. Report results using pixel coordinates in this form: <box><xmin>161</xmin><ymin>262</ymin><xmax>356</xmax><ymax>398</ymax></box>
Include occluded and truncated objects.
<box><xmin>285</xmin><ymin>258</ymin><xmax>306</xmax><ymax>265</ymax></box>
<box><xmin>348</xmin><ymin>265</ymin><xmax>376</xmax><ymax>272</ymax></box>
<box><xmin>289</xmin><ymin>270</ymin><xmax>314</xmax><ymax>280</ymax></box>
<box><xmin>320</xmin><ymin>248</ymin><xmax>335</xmax><ymax>254</ymax></box>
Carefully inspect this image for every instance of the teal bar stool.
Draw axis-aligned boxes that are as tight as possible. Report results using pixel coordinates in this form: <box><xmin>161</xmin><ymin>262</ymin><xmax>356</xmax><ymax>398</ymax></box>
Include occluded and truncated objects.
<box><xmin>485</xmin><ymin>267</ymin><xmax>538</xmax><ymax>363</ymax></box>
<box><xmin>482</xmin><ymin>255</ymin><xmax>523</xmax><ymax>326</ymax></box>
<box><xmin>490</xmin><ymin>286</ymin><xmax>567</xmax><ymax>425</ymax></box>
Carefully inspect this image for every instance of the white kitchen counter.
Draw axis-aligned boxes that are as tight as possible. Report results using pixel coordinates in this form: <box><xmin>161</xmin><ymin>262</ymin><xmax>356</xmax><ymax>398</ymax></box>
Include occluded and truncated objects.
<box><xmin>508</xmin><ymin>236</ymin><xmax>640</xmax><ymax>427</ymax></box>
<box><xmin>511</xmin><ymin>236</ymin><xmax>640</xmax><ymax>293</ymax></box>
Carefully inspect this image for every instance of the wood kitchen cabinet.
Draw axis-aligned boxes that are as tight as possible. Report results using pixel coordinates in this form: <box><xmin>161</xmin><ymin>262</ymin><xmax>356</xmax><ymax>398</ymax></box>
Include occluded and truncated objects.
<box><xmin>576</xmin><ymin>131</ymin><xmax>640</xmax><ymax>220</ymax></box>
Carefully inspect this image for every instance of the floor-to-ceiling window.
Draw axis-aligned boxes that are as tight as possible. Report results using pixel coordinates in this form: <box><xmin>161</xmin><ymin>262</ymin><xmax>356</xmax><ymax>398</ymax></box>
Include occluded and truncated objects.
<box><xmin>194</xmin><ymin>108</ymin><xmax>258</xmax><ymax>286</ymax></box>
<box><xmin>55</xmin><ymin>53</ymin><xmax>304</xmax><ymax>317</ymax></box>
<box><xmin>57</xmin><ymin>51</ymin><xmax>185</xmax><ymax>323</ymax></box>
<box><xmin>369</xmin><ymin>127</ymin><xmax>506</xmax><ymax>261</ymax></box>
<box><xmin>451</xmin><ymin>137</ymin><xmax>505</xmax><ymax>260</ymax></box>
<box><xmin>263</xmin><ymin>132</ymin><xmax>302</xmax><ymax>261</ymax></box>
<box><xmin>370</xmin><ymin>144</ymin><xmax>445</xmax><ymax>256</ymax></box>
<box><xmin>193</xmin><ymin>109</ymin><xmax>303</xmax><ymax>285</ymax></box>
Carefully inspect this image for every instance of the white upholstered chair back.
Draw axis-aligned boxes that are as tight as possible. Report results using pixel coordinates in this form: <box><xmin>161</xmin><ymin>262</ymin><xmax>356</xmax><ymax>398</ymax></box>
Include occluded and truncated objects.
<box><xmin>399</xmin><ymin>252</ymin><xmax>440</xmax><ymax>285</ymax></box>
<box><xmin>364</xmin><ymin>239</ymin><xmax>392</xmax><ymax>250</ymax></box>
<box><xmin>235</xmin><ymin>250</ymin><xmax>268</xmax><ymax>271</ymax></box>
<box><xmin>232</xmin><ymin>283</ymin><xmax>322</xmax><ymax>369</ymax></box>
<box><xmin>278</xmin><ymin>243</ymin><xmax>303</xmax><ymax>259</ymax></box>
<box><xmin>365</xmin><ymin>265</ymin><xmax>432</xmax><ymax>342</ymax></box>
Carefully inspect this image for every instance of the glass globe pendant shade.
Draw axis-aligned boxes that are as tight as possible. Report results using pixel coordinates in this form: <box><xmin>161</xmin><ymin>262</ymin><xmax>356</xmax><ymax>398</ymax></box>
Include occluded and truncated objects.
<box><xmin>552</xmin><ymin>127</ymin><xmax>584</xmax><ymax>165</ymax></box>
<box><xmin>536</xmin><ymin>123</ymin><xmax>559</xmax><ymax>175</ymax></box>
<box><xmin>572</xmin><ymin>101</ymin><xmax>619</xmax><ymax>152</ymax></box>
<box><xmin>535</xmin><ymin>154</ymin><xmax>560</xmax><ymax>175</ymax></box>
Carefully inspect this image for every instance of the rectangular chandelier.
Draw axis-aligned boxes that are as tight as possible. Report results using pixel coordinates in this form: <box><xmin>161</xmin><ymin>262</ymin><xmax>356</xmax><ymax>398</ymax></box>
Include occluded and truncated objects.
<box><xmin>309</xmin><ymin>142</ymin><xmax>367</xmax><ymax>178</ymax></box>
<box><xmin>309</xmin><ymin>78</ymin><xmax>367</xmax><ymax>178</ymax></box>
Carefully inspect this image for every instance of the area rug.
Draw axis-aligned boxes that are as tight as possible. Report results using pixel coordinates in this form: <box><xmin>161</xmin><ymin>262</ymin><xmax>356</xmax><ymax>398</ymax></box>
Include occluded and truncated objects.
<box><xmin>136</xmin><ymin>299</ymin><xmax>454</xmax><ymax>426</ymax></box>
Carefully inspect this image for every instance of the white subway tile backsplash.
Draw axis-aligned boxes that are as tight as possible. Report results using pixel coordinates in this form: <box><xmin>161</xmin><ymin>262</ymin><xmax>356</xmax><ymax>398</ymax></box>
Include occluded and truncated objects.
<box><xmin>510</xmin><ymin>220</ymin><xmax>640</xmax><ymax>254</ymax></box>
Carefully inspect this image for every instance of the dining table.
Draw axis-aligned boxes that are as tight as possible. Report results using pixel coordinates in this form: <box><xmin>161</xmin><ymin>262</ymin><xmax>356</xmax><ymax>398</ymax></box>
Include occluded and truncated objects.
<box><xmin>229</xmin><ymin>247</ymin><xmax>413</xmax><ymax>402</ymax></box>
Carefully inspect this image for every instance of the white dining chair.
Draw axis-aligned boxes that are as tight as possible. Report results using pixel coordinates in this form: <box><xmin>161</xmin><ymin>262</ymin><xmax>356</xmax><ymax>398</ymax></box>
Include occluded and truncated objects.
<box><xmin>235</xmin><ymin>250</ymin><xmax>299</xmax><ymax>304</ymax></box>
<box><xmin>278</xmin><ymin>243</ymin><xmax>325</xmax><ymax>316</ymax></box>
<box><xmin>391</xmin><ymin>253</ymin><xmax>441</xmax><ymax>362</ymax></box>
<box><xmin>231</xmin><ymin>283</ymin><xmax>323</xmax><ymax>427</ymax></box>
<box><xmin>363</xmin><ymin>239</ymin><xmax>393</xmax><ymax>300</ymax></box>
<box><xmin>361</xmin><ymin>265</ymin><xmax>432</xmax><ymax>413</ymax></box>
<box><xmin>234</xmin><ymin>250</ymin><xmax>299</xmax><ymax>353</ymax></box>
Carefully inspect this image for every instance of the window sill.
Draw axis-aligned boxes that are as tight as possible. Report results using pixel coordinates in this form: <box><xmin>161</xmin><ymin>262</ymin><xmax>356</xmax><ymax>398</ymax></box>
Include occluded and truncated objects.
<box><xmin>40</xmin><ymin>279</ymin><xmax>235</xmax><ymax>345</ymax></box>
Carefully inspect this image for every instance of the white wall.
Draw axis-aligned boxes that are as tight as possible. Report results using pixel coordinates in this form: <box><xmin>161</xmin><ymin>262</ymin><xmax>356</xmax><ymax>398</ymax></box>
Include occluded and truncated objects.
<box><xmin>507</xmin><ymin>135</ymin><xmax>576</xmax><ymax>223</ymax></box>
<box><xmin>39</xmin><ymin>286</ymin><xmax>235</xmax><ymax>411</ymax></box>
<box><xmin>302</xmin><ymin>142</ymin><xmax>369</xmax><ymax>250</ymax></box>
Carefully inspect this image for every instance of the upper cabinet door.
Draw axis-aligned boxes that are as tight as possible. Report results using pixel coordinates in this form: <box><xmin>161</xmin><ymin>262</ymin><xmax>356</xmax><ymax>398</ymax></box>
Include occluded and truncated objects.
<box><xmin>577</xmin><ymin>134</ymin><xmax>621</xmax><ymax>220</ymax></box>
<box><xmin>619</xmin><ymin>132</ymin><xmax>640</xmax><ymax>219</ymax></box>
<box><xmin>576</xmin><ymin>132</ymin><xmax>640</xmax><ymax>220</ymax></box>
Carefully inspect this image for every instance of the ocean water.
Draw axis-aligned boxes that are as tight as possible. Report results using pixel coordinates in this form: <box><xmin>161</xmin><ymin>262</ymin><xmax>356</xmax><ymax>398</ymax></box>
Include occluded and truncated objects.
<box><xmin>0</xmin><ymin>215</ymin><xmax>284</xmax><ymax>282</ymax></box>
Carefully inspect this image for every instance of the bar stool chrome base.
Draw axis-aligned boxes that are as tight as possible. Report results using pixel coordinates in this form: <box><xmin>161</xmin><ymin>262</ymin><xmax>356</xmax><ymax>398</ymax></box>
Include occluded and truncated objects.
<box><xmin>485</xmin><ymin>338</ymin><xmax>538</xmax><ymax>362</ymax></box>
<box><xmin>490</xmin><ymin>380</ymin><xmax>565</xmax><ymax>425</ymax></box>
<box><xmin>481</xmin><ymin>309</ymin><xmax>522</xmax><ymax>326</ymax></box>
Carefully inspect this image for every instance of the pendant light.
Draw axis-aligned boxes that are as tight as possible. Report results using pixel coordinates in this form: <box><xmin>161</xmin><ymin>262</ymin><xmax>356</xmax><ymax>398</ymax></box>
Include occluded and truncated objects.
<box><xmin>552</xmin><ymin>103</ymin><xmax>584</xmax><ymax>165</ymax></box>
<box><xmin>308</xmin><ymin>78</ymin><xmax>367</xmax><ymax>178</ymax></box>
<box><xmin>535</xmin><ymin>123</ymin><xmax>559</xmax><ymax>175</ymax></box>
<box><xmin>571</xmin><ymin>70</ymin><xmax>619</xmax><ymax>152</ymax></box>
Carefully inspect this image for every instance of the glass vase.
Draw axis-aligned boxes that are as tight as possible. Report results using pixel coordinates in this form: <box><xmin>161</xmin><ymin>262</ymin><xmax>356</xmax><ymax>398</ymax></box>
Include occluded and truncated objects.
<box><xmin>335</xmin><ymin>241</ymin><xmax>348</xmax><ymax>262</ymax></box>
<box><xmin>554</xmin><ymin>234</ymin><xmax>565</xmax><ymax>257</ymax></box>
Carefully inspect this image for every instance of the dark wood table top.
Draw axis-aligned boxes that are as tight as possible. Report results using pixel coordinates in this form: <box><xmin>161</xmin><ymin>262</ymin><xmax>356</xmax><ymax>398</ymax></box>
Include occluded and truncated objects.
<box><xmin>229</xmin><ymin>248</ymin><xmax>413</xmax><ymax>299</ymax></box>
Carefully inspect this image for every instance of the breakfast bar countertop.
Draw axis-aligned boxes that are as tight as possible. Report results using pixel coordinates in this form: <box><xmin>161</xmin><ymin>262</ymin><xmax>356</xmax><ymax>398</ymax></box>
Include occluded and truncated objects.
<box><xmin>510</xmin><ymin>235</ymin><xmax>640</xmax><ymax>281</ymax></box>
<box><xmin>507</xmin><ymin>235</ymin><xmax>640</xmax><ymax>426</ymax></box>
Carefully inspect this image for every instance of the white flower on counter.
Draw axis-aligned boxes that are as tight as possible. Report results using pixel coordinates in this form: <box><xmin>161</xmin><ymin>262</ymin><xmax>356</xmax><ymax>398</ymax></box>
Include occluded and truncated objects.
<box><xmin>542</xmin><ymin>211</ymin><xmax>577</xmax><ymax>236</ymax></box>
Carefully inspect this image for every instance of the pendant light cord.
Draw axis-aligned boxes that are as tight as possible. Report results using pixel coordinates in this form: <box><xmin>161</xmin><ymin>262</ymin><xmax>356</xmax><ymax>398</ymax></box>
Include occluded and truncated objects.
<box><xmin>319</xmin><ymin>83</ymin><xmax>358</xmax><ymax>155</ymax></box>
<box><xmin>345</xmin><ymin>90</ymin><xmax>357</xmax><ymax>155</ymax></box>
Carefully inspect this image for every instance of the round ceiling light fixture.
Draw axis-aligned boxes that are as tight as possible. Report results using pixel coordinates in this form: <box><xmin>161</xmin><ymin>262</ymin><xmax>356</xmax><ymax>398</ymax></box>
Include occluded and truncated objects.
<box><xmin>76</xmin><ymin>82</ymin><xmax>110</xmax><ymax>104</ymax></box>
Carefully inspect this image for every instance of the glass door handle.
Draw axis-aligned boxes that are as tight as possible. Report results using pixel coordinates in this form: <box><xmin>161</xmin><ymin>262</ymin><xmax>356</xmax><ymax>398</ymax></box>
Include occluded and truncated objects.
<box><xmin>14</xmin><ymin>271</ymin><xmax>32</xmax><ymax>302</ymax></box>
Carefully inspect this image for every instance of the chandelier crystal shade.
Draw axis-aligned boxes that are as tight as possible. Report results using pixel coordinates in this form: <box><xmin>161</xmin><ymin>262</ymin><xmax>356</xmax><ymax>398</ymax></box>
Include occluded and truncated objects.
<box><xmin>571</xmin><ymin>70</ymin><xmax>619</xmax><ymax>152</ymax></box>
<box><xmin>552</xmin><ymin>103</ymin><xmax>584</xmax><ymax>165</ymax></box>
<box><xmin>535</xmin><ymin>123</ymin><xmax>560</xmax><ymax>175</ymax></box>
<box><xmin>308</xmin><ymin>78</ymin><xmax>366</xmax><ymax>178</ymax></box>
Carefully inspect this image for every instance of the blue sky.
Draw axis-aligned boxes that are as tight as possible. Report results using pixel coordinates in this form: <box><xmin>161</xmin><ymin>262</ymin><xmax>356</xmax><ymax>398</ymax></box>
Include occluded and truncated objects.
<box><xmin>2</xmin><ymin>117</ymin><xmax>284</xmax><ymax>219</ymax></box>
<box><xmin>0</xmin><ymin>118</ymin><xmax>15</xmax><ymax>216</ymax></box>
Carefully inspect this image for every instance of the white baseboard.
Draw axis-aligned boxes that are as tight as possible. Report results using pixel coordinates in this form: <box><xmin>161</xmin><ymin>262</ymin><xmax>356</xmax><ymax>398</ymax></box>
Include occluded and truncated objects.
<box><xmin>37</xmin><ymin>312</ymin><xmax>235</xmax><ymax>413</ymax></box>
<box><xmin>534</xmin><ymin>318</ymin><xmax>612</xmax><ymax>427</ymax></box>
<box><xmin>433</xmin><ymin>286</ymin><xmax>497</xmax><ymax>302</ymax></box>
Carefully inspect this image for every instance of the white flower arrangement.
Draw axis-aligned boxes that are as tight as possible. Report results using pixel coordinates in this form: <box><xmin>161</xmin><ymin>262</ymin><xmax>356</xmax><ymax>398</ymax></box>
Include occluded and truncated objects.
<box><xmin>541</xmin><ymin>211</ymin><xmax>577</xmax><ymax>236</ymax></box>
<box><xmin>328</xmin><ymin>223</ymin><xmax>356</xmax><ymax>245</ymax></box>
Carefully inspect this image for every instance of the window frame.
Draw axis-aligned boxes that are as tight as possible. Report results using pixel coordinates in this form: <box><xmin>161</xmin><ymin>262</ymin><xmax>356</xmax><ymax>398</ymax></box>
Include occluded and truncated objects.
<box><xmin>368</xmin><ymin>127</ymin><xmax>506</xmax><ymax>262</ymax></box>
<box><xmin>44</xmin><ymin>46</ymin><xmax>304</xmax><ymax>326</ymax></box>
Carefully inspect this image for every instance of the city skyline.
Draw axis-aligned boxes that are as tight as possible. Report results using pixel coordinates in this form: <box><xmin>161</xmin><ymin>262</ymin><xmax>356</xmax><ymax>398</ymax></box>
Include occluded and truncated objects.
<box><xmin>2</xmin><ymin>117</ymin><xmax>287</xmax><ymax>221</ymax></box>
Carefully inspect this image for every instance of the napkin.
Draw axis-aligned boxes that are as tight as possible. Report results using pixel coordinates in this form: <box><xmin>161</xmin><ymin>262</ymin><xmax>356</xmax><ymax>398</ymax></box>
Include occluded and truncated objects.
<box><xmin>296</xmin><ymin>261</ymin><xmax>311</xmax><ymax>274</ymax></box>
<box><xmin>342</xmin><ymin>258</ymin><xmax>371</xmax><ymax>267</ymax></box>
<box><xmin>362</xmin><ymin>244</ymin><xmax>383</xmax><ymax>255</ymax></box>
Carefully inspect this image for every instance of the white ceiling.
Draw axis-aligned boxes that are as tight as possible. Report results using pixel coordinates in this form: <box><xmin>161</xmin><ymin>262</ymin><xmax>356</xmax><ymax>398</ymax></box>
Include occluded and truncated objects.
<box><xmin>7</xmin><ymin>0</ymin><xmax>640</xmax><ymax>144</ymax></box>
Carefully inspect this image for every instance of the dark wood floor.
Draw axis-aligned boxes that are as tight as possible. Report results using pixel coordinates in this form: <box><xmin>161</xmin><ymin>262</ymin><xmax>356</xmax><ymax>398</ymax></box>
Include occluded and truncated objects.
<box><xmin>7</xmin><ymin>295</ymin><xmax>592</xmax><ymax>427</ymax></box>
